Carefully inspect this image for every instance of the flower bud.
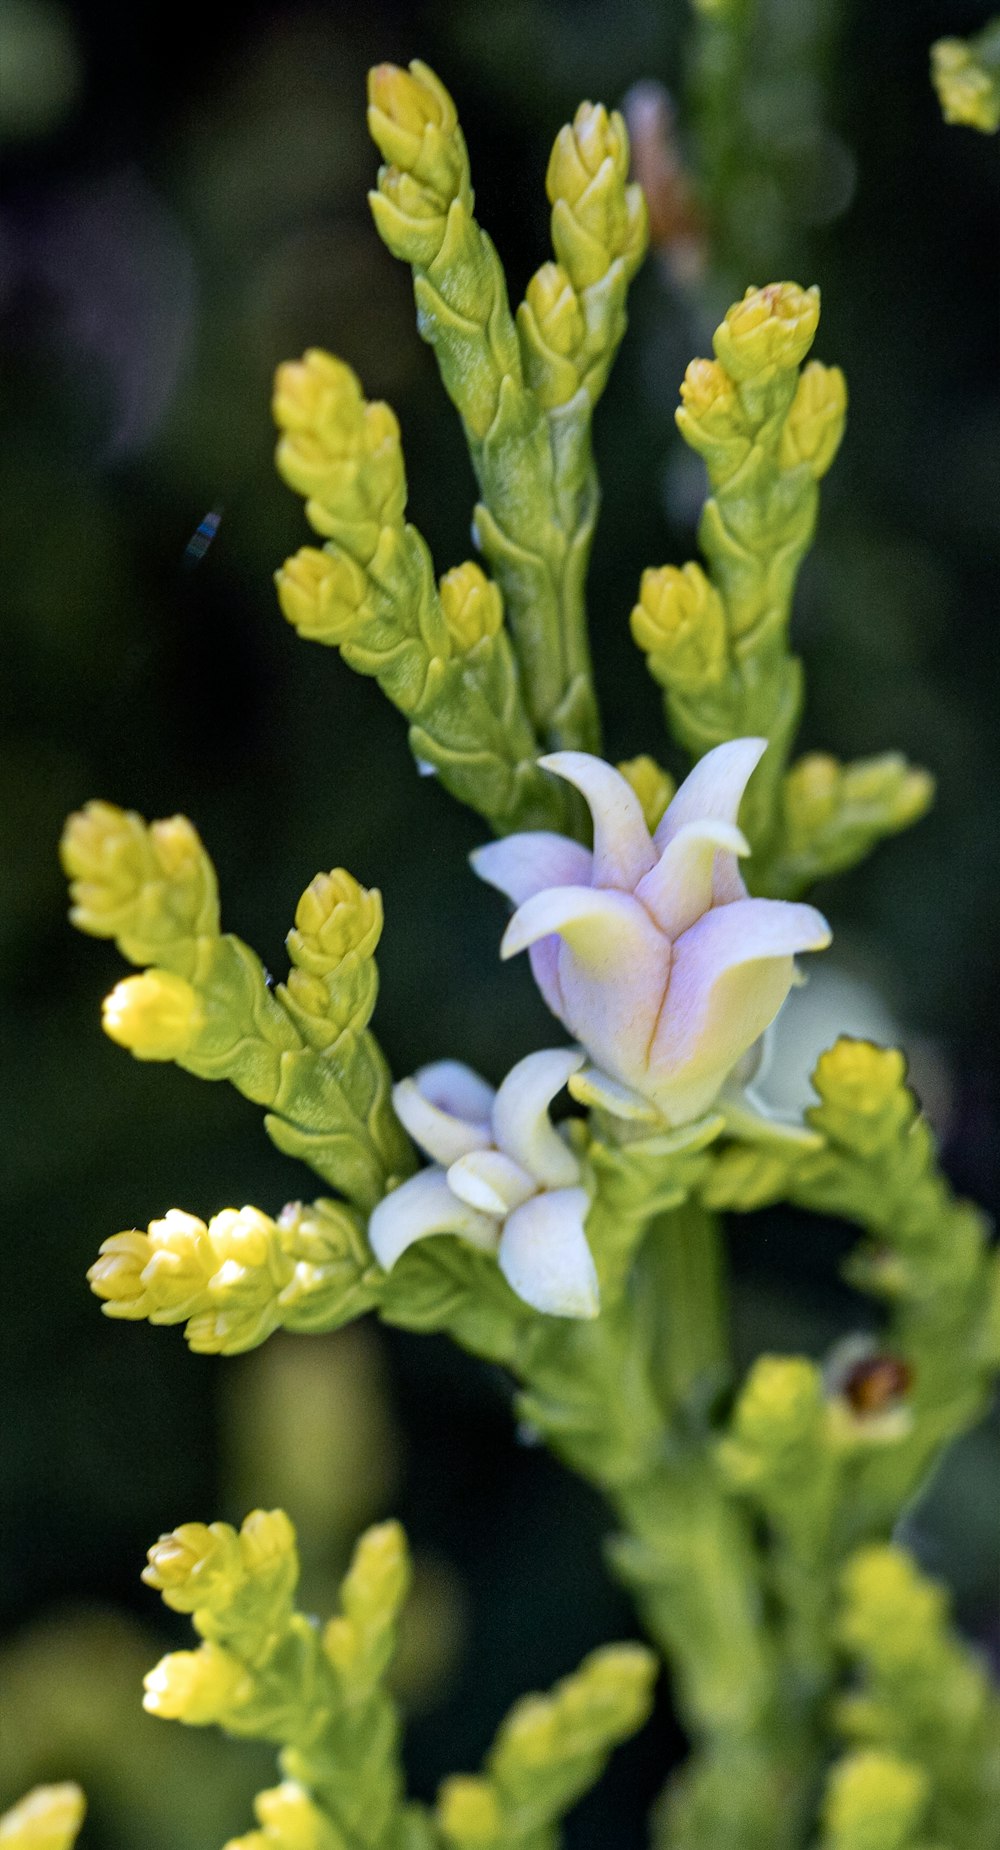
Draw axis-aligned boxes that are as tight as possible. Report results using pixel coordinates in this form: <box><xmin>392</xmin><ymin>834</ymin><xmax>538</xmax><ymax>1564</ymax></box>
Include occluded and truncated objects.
<box><xmin>142</xmin><ymin>1642</ymin><xmax>251</xmax><ymax>1724</ymax></box>
<box><xmin>276</xmin><ymin>547</ymin><xmax>371</xmax><ymax>646</ymax></box>
<box><xmin>713</xmin><ymin>282</ymin><xmax>820</xmax><ymax>384</ymax></box>
<box><xmin>438</xmin><ymin>562</ymin><xmax>504</xmax><ymax>652</ymax></box>
<box><xmin>60</xmin><ymin>801</ymin><xmax>149</xmax><ymax>936</ymax></box>
<box><xmin>779</xmin><ymin>361</ymin><xmax>847</xmax><ymax>478</ymax></box>
<box><xmin>367</xmin><ymin>61</ymin><xmax>465</xmax><ymax>204</ymax></box>
<box><xmin>821</xmin><ymin>1749</ymin><xmax>928</xmax><ymax>1850</ymax></box>
<box><xmin>143</xmin><ymin>1520</ymin><xmax>244</xmax><ymax>1613</ymax></box>
<box><xmin>437</xmin><ymin>1776</ymin><xmax>502</xmax><ymax>1846</ymax></box>
<box><xmin>87</xmin><ymin>1230</ymin><xmax>154</xmax><ymax>1318</ymax></box>
<box><xmin>615</xmin><ymin>756</ymin><xmax>675</xmax><ymax>831</ymax></box>
<box><xmin>630</xmin><ymin>562</ymin><xmax>728</xmax><ymax>690</ymax></box>
<box><xmin>0</xmin><ymin>1784</ymin><xmax>86</xmax><ymax>1850</ymax></box>
<box><xmin>102</xmin><ymin>969</ymin><xmax>203</xmax><ymax>1061</ymax></box>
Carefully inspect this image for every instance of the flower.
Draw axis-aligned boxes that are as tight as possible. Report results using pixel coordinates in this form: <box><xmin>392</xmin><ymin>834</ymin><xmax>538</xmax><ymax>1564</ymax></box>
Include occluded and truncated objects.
<box><xmin>472</xmin><ymin>739</ymin><xmax>831</xmax><ymax>1127</ymax></box>
<box><xmin>368</xmin><ymin>1049</ymin><xmax>598</xmax><ymax>1318</ymax></box>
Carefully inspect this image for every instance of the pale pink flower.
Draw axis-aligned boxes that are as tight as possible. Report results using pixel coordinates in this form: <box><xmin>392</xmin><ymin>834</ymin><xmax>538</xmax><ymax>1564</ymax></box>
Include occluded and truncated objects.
<box><xmin>472</xmin><ymin>739</ymin><xmax>831</xmax><ymax>1127</ymax></box>
<box><xmin>369</xmin><ymin>1048</ymin><xmax>598</xmax><ymax>1318</ymax></box>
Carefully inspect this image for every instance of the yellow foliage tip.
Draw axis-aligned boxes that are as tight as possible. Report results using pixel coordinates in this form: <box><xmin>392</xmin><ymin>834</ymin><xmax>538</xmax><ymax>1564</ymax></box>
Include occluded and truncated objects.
<box><xmin>631</xmin><ymin>562</ymin><xmax>728</xmax><ymax>691</ymax></box>
<box><xmin>0</xmin><ymin>1786</ymin><xmax>86</xmax><ymax>1850</ymax></box>
<box><xmin>821</xmin><ymin>1749</ymin><xmax>928</xmax><ymax>1850</ymax></box>
<box><xmin>276</xmin><ymin>547</ymin><xmax>371</xmax><ymax>647</ymax></box>
<box><xmin>616</xmin><ymin>756</ymin><xmax>675</xmax><ymax>831</ymax></box>
<box><xmin>102</xmin><ymin>969</ymin><xmax>203</xmax><ymax>1060</ymax></box>
<box><xmin>932</xmin><ymin>34</ymin><xmax>1000</xmax><ymax>134</ymax></box>
<box><xmin>289</xmin><ymin>869</ymin><xmax>383</xmax><ymax>972</ymax></box>
<box><xmin>713</xmin><ymin>281</ymin><xmax>821</xmax><ymax>383</ymax></box>
<box><xmin>225</xmin><ymin>1782</ymin><xmax>343</xmax><ymax>1850</ymax></box>
<box><xmin>780</xmin><ymin>361</ymin><xmax>847</xmax><ymax>479</ymax></box>
<box><xmin>439</xmin><ymin>562</ymin><xmax>504</xmax><ymax>651</ymax></box>
<box><xmin>547</xmin><ymin>102</ymin><xmax>648</xmax><ymax>290</ymax></box>
<box><xmin>60</xmin><ymin>801</ymin><xmax>217</xmax><ymax>946</ymax></box>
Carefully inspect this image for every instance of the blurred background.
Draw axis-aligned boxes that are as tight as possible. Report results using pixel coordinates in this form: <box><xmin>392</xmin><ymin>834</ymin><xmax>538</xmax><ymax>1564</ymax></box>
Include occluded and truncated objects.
<box><xmin>1</xmin><ymin>0</ymin><xmax>998</xmax><ymax>1843</ymax></box>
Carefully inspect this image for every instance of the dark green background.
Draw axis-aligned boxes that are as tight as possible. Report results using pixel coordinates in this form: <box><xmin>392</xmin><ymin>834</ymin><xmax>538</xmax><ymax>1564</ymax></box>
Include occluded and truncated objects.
<box><xmin>2</xmin><ymin>0</ymin><xmax>998</xmax><ymax>1843</ymax></box>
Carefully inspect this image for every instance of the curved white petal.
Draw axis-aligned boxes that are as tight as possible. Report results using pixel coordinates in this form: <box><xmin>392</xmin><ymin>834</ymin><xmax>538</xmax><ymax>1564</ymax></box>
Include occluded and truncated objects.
<box><xmin>528</xmin><ymin>938</ymin><xmax>566</xmax><ymax>1019</ymax></box>
<box><xmin>539</xmin><ymin>752</ymin><xmax>655</xmax><ymax>890</ymax></box>
<box><xmin>636</xmin><ymin>819</ymin><xmax>749</xmax><ymax>938</ymax></box>
<box><xmin>470</xmin><ymin>832</ymin><xmax>593</xmax><ymax>905</ymax></box>
<box><xmin>491</xmin><ymin>1046</ymin><xmax>583</xmax><ymax>1187</ymax></box>
<box><xmin>368</xmin><ymin>1168</ymin><xmax>500</xmax><ymax>1272</ymax></box>
<box><xmin>447</xmin><ymin>1149</ymin><xmax>536</xmax><ymax>1216</ymax></box>
<box><xmin>498</xmin><ymin>1187</ymin><xmax>599</xmax><ymax>1319</ymax></box>
<box><xmin>393</xmin><ymin>1063</ymin><xmax>494</xmax><ymax>1165</ymax></box>
<box><xmin>655</xmin><ymin>738</ymin><xmax>766</xmax><ymax>849</ymax></box>
<box><xmin>567</xmin><ymin>1064</ymin><xmax>661</xmax><ymax>1122</ymax></box>
<box><xmin>503</xmin><ymin>886</ymin><xmax>669</xmax><ymax>1086</ymax></box>
<box><xmin>649</xmin><ymin>897</ymin><xmax>831</xmax><ymax>1123</ymax></box>
<box><xmin>502</xmin><ymin>884</ymin><xmax>658</xmax><ymax>968</ymax></box>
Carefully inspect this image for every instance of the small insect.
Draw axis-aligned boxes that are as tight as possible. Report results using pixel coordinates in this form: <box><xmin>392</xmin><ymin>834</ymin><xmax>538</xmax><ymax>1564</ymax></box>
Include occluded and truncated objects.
<box><xmin>182</xmin><ymin>506</ymin><xmax>223</xmax><ymax>569</ymax></box>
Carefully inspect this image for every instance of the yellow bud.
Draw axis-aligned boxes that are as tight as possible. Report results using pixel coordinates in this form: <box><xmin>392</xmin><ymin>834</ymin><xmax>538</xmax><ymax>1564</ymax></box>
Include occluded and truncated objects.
<box><xmin>616</xmin><ymin>756</ymin><xmax>675</xmax><ymax>830</ymax></box>
<box><xmin>87</xmin><ymin>1229</ymin><xmax>154</xmax><ymax>1318</ymax></box>
<box><xmin>547</xmin><ymin>103</ymin><xmax>647</xmax><ymax>289</ymax></box>
<box><xmin>143</xmin><ymin>1209</ymin><xmax>216</xmax><ymax>1323</ymax></box>
<box><xmin>812</xmin><ymin>1039</ymin><xmax>907</xmax><ymax>1119</ymax></box>
<box><xmin>436</xmin><ymin>1775</ymin><xmax>502</xmax><ymax>1846</ymax></box>
<box><xmin>288</xmin><ymin>869</ymin><xmax>382</xmax><ymax>974</ymax></box>
<box><xmin>524</xmin><ymin>263</ymin><xmax>585</xmax><ymax>359</ymax></box>
<box><xmin>931</xmin><ymin>38</ymin><xmax>1000</xmax><ymax>134</ymax></box>
<box><xmin>822</xmin><ymin>1750</ymin><xmax>928</xmax><ymax>1850</ymax></box>
<box><xmin>630</xmin><ymin>562</ymin><xmax>728</xmax><ymax>690</ymax></box>
<box><xmin>276</xmin><ymin>547</ymin><xmax>371</xmax><ymax>646</ymax></box>
<box><xmin>143</xmin><ymin>1642</ymin><xmax>251</xmax><ymax>1723</ymax></box>
<box><xmin>368</xmin><ymin>166</ymin><xmax>450</xmax><ymax>269</ymax></box>
<box><xmin>0</xmin><ymin>1784</ymin><xmax>86</xmax><ymax>1850</ymax></box>
<box><xmin>839</xmin><ymin>1545</ymin><xmax>945</xmax><ymax>1664</ymax></box>
<box><xmin>142</xmin><ymin>1520</ymin><xmax>243</xmax><ymax>1613</ymax></box>
<box><xmin>438</xmin><ymin>562</ymin><xmax>504</xmax><ymax>651</ymax></box>
<box><xmin>731</xmin><ymin>1356</ymin><xmax>824</xmax><ymax>1458</ymax></box>
<box><xmin>779</xmin><ymin>361</ymin><xmax>847</xmax><ymax>477</ymax></box>
<box><xmin>61</xmin><ymin>801</ymin><xmax>217</xmax><ymax>952</ymax></box>
<box><xmin>273</xmin><ymin>349</ymin><xmax>364</xmax><ymax>443</ymax></box>
<box><xmin>60</xmin><ymin>800</ymin><xmax>148</xmax><ymax>934</ymax></box>
<box><xmin>367</xmin><ymin>61</ymin><xmax>465</xmax><ymax>204</ymax></box>
<box><xmin>341</xmin><ymin>1518</ymin><xmax>410</xmax><ymax>1628</ymax></box>
<box><xmin>713</xmin><ymin>282</ymin><xmax>820</xmax><ymax>383</ymax></box>
<box><xmin>247</xmin><ymin>1783</ymin><xmax>342</xmax><ymax>1850</ymax></box>
<box><xmin>102</xmin><ymin>969</ymin><xmax>203</xmax><ymax>1061</ymax></box>
<box><xmin>238</xmin><ymin>1508</ymin><xmax>299</xmax><ymax>1588</ymax></box>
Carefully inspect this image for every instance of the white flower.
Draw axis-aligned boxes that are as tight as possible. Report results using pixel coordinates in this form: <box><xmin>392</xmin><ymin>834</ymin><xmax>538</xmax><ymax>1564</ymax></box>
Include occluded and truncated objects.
<box><xmin>472</xmin><ymin>739</ymin><xmax>832</xmax><ymax>1128</ymax></box>
<box><xmin>369</xmin><ymin>1048</ymin><xmax>598</xmax><ymax>1318</ymax></box>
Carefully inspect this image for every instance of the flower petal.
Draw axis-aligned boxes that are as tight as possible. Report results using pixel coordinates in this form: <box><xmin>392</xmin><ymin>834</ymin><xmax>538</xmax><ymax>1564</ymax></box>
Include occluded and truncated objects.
<box><xmin>655</xmin><ymin>738</ymin><xmax>765</xmax><ymax>901</ymax></box>
<box><xmin>447</xmin><ymin>1149</ymin><xmax>537</xmax><ymax>1215</ymax></box>
<box><xmin>636</xmin><ymin>819</ymin><xmax>749</xmax><ymax>938</ymax></box>
<box><xmin>368</xmin><ymin>1168</ymin><xmax>500</xmax><ymax>1272</ymax></box>
<box><xmin>528</xmin><ymin>938</ymin><xmax>565</xmax><ymax>1018</ymax></box>
<box><xmin>498</xmin><ymin>1187</ymin><xmax>599</xmax><ymax>1318</ymax></box>
<box><xmin>393</xmin><ymin>1062</ymin><xmax>495</xmax><ymax>1164</ymax></box>
<box><xmin>470</xmin><ymin>831</ymin><xmax>593</xmax><ymax>905</ymax></box>
<box><xmin>490</xmin><ymin>1046</ymin><xmax>584</xmax><ymax>1187</ymax></box>
<box><xmin>650</xmin><ymin>897</ymin><xmax>831</xmax><ymax>1123</ymax></box>
<box><xmin>539</xmin><ymin>752</ymin><xmax>655</xmax><ymax>889</ymax></box>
